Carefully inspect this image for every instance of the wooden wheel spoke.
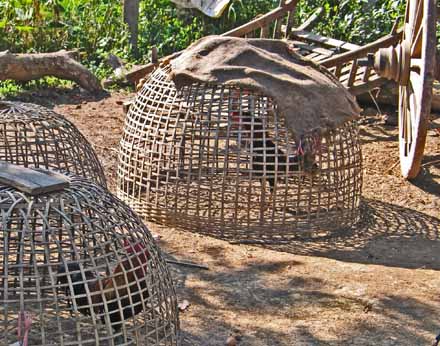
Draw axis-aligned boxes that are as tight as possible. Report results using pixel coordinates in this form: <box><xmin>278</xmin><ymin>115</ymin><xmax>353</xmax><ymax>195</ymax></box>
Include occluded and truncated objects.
<box><xmin>400</xmin><ymin>84</ymin><xmax>415</xmax><ymax>156</ymax></box>
<box><xmin>414</xmin><ymin>0</ymin><xmax>424</xmax><ymax>30</ymax></box>
<box><xmin>404</xmin><ymin>0</ymin><xmax>411</xmax><ymax>30</ymax></box>
<box><xmin>411</xmin><ymin>21</ymin><xmax>423</xmax><ymax>56</ymax></box>
<box><xmin>410</xmin><ymin>0</ymin><xmax>423</xmax><ymax>37</ymax></box>
<box><xmin>400</xmin><ymin>87</ymin><xmax>407</xmax><ymax>141</ymax></box>
<box><xmin>405</xmin><ymin>1</ymin><xmax>418</xmax><ymax>40</ymax></box>
<box><xmin>409</xmin><ymin>86</ymin><xmax>417</xmax><ymax>146</ymax></box>
<box><xmin>409</xmin><ymin>70</ymin><xmax>422</xmax><ymax>104</ymax></box>
<box><xmin>410</xmin><ymin>58</ymin><xmax>423</xmax><ymax>71</ymax></box>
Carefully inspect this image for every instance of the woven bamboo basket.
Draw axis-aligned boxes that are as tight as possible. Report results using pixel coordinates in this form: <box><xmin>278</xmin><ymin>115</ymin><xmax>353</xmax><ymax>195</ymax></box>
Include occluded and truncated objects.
<box><xmin>117</xmin><ymin>65</ymin><xmax>362</xmax><ymax>241</ymax></box>
<box><xmin>0</xmin><ymin>101</ymin><xmax>106</xmax><ymax>187</ymax></box>
<box><xmin>0</xmin><ymin>174</ymin><xmax>179</xmax><ymax>346</ymax></box>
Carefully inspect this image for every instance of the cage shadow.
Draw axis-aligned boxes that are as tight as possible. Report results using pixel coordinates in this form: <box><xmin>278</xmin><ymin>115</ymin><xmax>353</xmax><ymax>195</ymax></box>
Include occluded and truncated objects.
<box><xmin>412</xmin><ymin>154</ymin><xmax>440</xmax><ymax>198</ymax></box>
<box><xmin>169</xmin><ymin>259</ymin><xmax>440</xmax><ymax>346</ymax></box>
<box><xmin>259</xmin><ymin>198</ymin><xmax>440</xmax><ymax>270</ymax></box>
<box><xmin>358</xmin><ymin>125</ymin><xmax>398</xmax><ymax>144</ymax></box>
<box><xmin>159</xmin><ymin>197</ymin><xmax>440</xmax><ymax>271</ymax></box>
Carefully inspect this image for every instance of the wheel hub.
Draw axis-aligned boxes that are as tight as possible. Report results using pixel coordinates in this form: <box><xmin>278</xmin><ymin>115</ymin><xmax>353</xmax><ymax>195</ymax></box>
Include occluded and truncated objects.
<box><xmin>373</xmin><ymin>40</ymin><xmax>411</xmax><ymax>86</ymax></box>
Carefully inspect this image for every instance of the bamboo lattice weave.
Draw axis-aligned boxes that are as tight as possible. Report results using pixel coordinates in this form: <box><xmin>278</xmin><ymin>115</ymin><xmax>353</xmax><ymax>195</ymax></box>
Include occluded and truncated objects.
<box><xmin>117</xmin><ymin>65</ymin><xmax>362</xmax><ymax>241</ymax></box>
<box><xmin>0</xmin><ymin>101</ymin><xmax>107</xmax><ymax>187</ymax></box>
<box><xmin>0</xmin><ymin>176</ymin><xmax>179</xmax><ymax>345</ymax></box>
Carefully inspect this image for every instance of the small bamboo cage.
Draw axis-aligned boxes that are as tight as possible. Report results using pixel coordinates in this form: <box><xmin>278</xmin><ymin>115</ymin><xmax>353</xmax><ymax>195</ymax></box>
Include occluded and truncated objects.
<box><xmin>117</xmin><ymin>65</ymin><xmax>362</xmax><ymax>241</ymax></box>
<box><xmin>0</xmin><ymin>173</ymin><xmax>179</xmax><ymax>346</ymax></box>
<box><xmin>0</xmin><ymin>101</ymin><xmax>106</xmax><ymax>187</ymax></box>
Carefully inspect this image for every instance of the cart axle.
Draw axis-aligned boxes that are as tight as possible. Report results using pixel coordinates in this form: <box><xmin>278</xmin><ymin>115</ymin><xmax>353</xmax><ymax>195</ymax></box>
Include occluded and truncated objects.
<box><xmin>373</xmin><ymin>41</ymin><xmax>412</xmax><ymax>85</ymax></box>
<box><xmin>360</xmin><ymin>48</ymin><xmax>440</xmax><ymax>85</ymax></box>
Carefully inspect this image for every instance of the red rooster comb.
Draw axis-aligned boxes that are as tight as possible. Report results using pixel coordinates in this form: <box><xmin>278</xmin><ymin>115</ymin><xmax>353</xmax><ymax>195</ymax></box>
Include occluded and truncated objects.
<box><xmin>123</xmin><ymin>239</ymin><xmax>149</xmax><ymax>265</ymax></box>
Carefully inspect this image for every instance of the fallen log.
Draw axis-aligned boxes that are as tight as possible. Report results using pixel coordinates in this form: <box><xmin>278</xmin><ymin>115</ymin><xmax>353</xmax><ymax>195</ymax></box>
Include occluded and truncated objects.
<box><xmin>0</xmin><ymin>50</ymin><xmax>102</xmax><ymax>93</ymax></box>
<box><xmin>357</xmin><ymin>81</ymin><xmax>440</xmax><ymax>114</ymax></box>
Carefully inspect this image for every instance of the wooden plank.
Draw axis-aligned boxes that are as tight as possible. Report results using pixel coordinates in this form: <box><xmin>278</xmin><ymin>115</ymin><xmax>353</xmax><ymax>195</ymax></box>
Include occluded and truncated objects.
<box><xmin>273</xmin><ymin>0</ymin><xmax>287</xmax><ymax>38</ymax></box>
<box><xmin>290</xmin><ymin>29</ymin><xmax>361</xmax><ymax>52</ymax></box>
<box><xmin>347</xmin><ymin>60</ymin><xmax>358</xmax><ymax>87</ymax></box>
<box><xmin>333</xmin><ymin>64</ymin><xmax>342</xmax><ymax>78</ymax></box>
<box><xmin>126</xmin><ymin>63</ymin><xmax>157</xmax><ymax>85</ymax></box>
<box><xmin>223</xmin><ymin>0</ymin><xmax>299</xmax><ymax>37</ymax></box>
<box><xmin>321</xmin><ymin>31</ymin><xmax>401</xmax><ymax>68</ymax></box>
<box><xmin>284</xmin><ymin>10</ymin><xmax>295</xmax><ymax>39</ymax></box>
<box><xmin>260</xmin><ymin>26</ymin><xmax>270</xmax><ymax>38</ymax></box>
<box><xmin>295</xmin><ymin>7</ymin><xmax>323</xmax><ymax>31</ymax></box>
<box><xmin>339</xmin><ymin>63</ymin><xmax>373</xmax><ymax>85</ymax></box>
<box><xmin>0</xmin><ymin>162</ymin><xmax>70</xmax><ymax>195</ymax></box>
<box><xmin>304</xmin><ymin>52</ymin><xmax>321</xmax><ymax>61</ymax></box>
<box><xmin>312</xmin><ymin>53</ymin><xmax>333</xmax><ymax>63</ymax></box>
<box><xmin>289</xmin><ymin>41</ymin><xmax>335</xmax><ymax>57</ymax></box>
<box><xmin>362</xmin><ymin>66</ymin><xmax>372</xmax><ymax>82</ymax></box>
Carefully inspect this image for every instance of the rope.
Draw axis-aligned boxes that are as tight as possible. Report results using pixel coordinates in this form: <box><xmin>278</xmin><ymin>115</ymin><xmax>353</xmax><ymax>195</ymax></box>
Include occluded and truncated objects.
<box><xmin>368</xmin><ymin>90</ymin><xmax>382</xmax><ymax>115</ymax></box>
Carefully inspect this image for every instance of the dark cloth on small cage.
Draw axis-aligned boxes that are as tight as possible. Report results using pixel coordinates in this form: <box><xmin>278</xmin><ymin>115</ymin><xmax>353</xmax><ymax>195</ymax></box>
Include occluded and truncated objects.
<box><xmin>169</xmin><ymin>35</ymin><xmax>361</xmax><ymax>140</ymax></box>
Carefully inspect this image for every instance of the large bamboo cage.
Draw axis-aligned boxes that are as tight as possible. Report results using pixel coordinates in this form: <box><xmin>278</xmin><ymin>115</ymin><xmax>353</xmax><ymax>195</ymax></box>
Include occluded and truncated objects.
<box><xmin>0</xmin><ymin>174</ymin><xmax>179</xmax><ymax>346</ymax></box>
<box><xmin>0</xmin><ymin>101</ymin><xmax>106</xmax><ymax>187</ymax></box>
<box><xmin>117</xmin><ymin>66</ymin><xmax>362</xmax><ymax>241</ymax></box>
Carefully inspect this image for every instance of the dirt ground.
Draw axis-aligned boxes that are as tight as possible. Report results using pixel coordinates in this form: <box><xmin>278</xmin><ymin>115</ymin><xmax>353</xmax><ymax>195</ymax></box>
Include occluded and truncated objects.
<box><xmin>7</xmin><ymin>87</ymin><xmax>440</xmax><ymax>346</ymax></box>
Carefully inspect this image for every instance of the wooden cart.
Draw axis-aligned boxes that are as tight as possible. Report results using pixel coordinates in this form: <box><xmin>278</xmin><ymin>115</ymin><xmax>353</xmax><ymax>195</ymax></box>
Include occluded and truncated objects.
<box><xmin>129</xmin><ymin>0</ymin><xmax>438</xmax><ymax>179</ymax></box>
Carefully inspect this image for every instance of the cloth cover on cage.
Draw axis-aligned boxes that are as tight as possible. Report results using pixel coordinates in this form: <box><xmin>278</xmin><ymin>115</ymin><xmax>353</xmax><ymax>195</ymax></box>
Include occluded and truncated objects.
<box><xmin>169</xmin><ymin>35</ymin><xmax>361</xmax><ymax>141</ymax></box>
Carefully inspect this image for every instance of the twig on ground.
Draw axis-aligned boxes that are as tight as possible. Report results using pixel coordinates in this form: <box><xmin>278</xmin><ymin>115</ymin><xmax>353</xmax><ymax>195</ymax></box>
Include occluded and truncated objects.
<box><xmin>165</xmin><ymin>259</ymin><xmax>209</xmax><ymax>270</ymax></box>
<box><xmin>94</xmin><ymin>145</ymin><xmax>118</xmax><ymax>153</ymax></box>
<box><xmin>422</xmin><ymin>159</ymin><xmax>440</xmax><ymax>167</ymax></box>
<box><xmin>386</xmin><ymin>160</ymin><xmax>400</xmax><ymax>173</ymax></box>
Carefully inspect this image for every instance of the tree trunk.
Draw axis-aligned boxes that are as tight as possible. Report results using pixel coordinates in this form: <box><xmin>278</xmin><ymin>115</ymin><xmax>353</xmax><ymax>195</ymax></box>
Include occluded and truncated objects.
<box><xmin>123</xmin><ymin>0</ymin><xmax>140</xmax><ymax>57</ymax></box>
<box><xmin>0</xmin><ymin>50</ymin><xmax>102</xmax><ymax>93</ymax></box>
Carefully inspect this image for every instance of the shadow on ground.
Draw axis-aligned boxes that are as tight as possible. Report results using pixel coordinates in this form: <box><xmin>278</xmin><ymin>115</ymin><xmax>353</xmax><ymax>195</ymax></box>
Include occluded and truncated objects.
<box><xmin>260</xmin><ymin>198</ymin><xmax>440</xmax><ymax>270</ymax></box>
<box><xmin>3</xmin><ymin>87</ymin><xmax>110</xmax><ymax>107</ymax></box>
<box><xmin>162</xmin><ymin>196</ymin><xmax>440</xmax><ymax>345</ymax></box>
<box><xmin>167</xmin><ymin>256</ymin><xmax>440</xmax><ymax>346</ymax></box>
<box><xmin>413</xmin><ymin>154</ymin><xmax>440</xmax><ymax>198</ymax></box>
<box><xmin>359</xmin><ymin>125</ymin><xmax>398</xmax><ymax>143</ymax></box>
<box><xmin>173</xmin><ymin>197</ymin><xmax>440</xmax><ymax>270</ymax></box>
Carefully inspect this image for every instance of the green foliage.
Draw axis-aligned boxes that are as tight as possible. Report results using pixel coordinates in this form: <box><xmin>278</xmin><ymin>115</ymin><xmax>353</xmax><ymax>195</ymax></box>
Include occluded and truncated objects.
<box><xmin>0</xmin><ymin>0</ymin><xmax>406</xmax><ymax>91</ymax></box>
<box><xmin>137</xmin><ymin>0</ymin><xmax>279</xmax><ymax>58</ymax></box>
<box><xmin>295</xmin><ymin>0</ymin><xmax>406</xmax><ymax>45</ymax></box>
<box><xmin>0</xmin><ymin>78</ymin><xmax>72</xmax><ymax>98</ymax></box>
<box><xmin>0</xmin><ymin>81</ymin><xmax>22</xmax><ymax>98</ymax></box>
<box><xmin>0</xmin><ymin>0</ymin><xmax>130</xmax><ymax>79</ymax></box>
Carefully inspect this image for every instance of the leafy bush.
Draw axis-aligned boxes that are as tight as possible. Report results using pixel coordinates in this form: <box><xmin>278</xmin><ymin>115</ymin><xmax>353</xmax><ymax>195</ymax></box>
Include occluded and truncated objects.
<box><xmin>295</xmin><ymin>0</ymin><xmax>405</xmax><ymax>45</ymax></box>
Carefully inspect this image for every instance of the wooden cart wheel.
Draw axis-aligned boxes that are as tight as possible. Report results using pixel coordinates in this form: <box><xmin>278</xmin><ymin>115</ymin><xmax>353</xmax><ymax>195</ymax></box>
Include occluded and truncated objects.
<box><xmin>399</xmin><ymin>0</ymin><xmax>437</xmax><ymax>178</ymax></box>
<box><xmin>373</xmin><ymin>0</ymin><xmax>437</xmax><ymax>178</ymax></box>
